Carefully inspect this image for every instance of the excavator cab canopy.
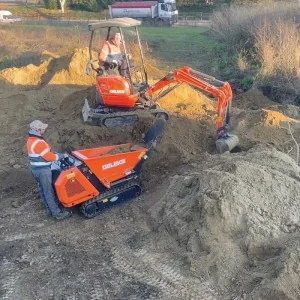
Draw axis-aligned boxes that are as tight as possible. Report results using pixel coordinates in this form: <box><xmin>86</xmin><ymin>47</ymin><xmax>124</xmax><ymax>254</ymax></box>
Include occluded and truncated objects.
<box><xmin>88</xmin><ymin>18</ymin><xmax>141</xmax><ymax>31</ymax></box>
<box><xmin>87</xmin><ymin>17</ymin><xmax>148</xmax><ymax>86</ymax></box>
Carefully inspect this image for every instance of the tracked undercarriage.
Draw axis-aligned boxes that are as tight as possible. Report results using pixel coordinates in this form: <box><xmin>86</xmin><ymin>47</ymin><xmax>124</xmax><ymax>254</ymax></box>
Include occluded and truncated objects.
<box><xmin>82</xmin><ymin>98</ymin><xmax>169</xmax><ymax>127</ymax></box>
<box><xmin>80</xmin><ymin>177</ymin><xmax>141</xmax><ymax>218</ymax></box>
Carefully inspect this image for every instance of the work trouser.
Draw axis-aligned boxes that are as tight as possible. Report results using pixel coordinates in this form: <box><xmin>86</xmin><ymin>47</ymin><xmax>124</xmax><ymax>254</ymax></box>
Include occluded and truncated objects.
<box><xmin>103</xmin><ymin>59</ymin><xmax>133</xmax><ymax>78</ymax></box>
<box><xmin>31</xmin><ymin>167</ymin><xmax>62</xmax><ymax>217</ymax></box>
<box><xmin>119</xmin><ymin>59</ymin><xmax>132</xmax><ymax>78</ymax></box>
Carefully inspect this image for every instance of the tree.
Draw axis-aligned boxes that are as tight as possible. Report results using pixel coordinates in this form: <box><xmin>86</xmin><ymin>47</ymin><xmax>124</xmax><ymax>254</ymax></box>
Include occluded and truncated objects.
<box><xmin>58</xmin><ymin>0</ymin><xmax>67</xmax><ymax>13</ymax></box>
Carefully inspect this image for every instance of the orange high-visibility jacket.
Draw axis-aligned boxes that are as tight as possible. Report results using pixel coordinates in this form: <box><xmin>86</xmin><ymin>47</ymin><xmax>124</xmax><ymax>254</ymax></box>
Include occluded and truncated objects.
<box><xmin>99</xmin><ymin>40</ymin><xmax>122</xmax><ymax>63</ymax></box>
<box><xmin>27</xmin><ymin>135</ymin><xmax>60</xmax><ymax>168</ymax></box>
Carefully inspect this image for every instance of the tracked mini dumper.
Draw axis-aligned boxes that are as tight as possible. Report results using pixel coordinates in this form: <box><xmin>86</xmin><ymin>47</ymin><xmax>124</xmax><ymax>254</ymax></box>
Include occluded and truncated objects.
<box><xmin>52</xmin><ymin>120</ymin><xmax>165</xmax><ymax>218</ymax></box>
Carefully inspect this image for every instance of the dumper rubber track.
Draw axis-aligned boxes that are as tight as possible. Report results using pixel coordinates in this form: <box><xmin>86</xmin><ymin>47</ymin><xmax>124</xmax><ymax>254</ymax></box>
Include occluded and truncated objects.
<box><xmin>80</xmin><ymin>179</ymin><xmax>142</xmax><ymax>218</ymax></box>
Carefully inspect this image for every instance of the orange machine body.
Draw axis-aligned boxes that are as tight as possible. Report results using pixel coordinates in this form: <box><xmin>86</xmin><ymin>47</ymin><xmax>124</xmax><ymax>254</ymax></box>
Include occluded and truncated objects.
<box><xmin>144</xmin><ymin>66</ymin><xmax>233</xmax><ymax>136</ymax></box>
<box><xmin>95</xmin><ymin>66</ymin><xmax>232</xmax><ymax>137</ymax></box>
<box><xmin>55</xmin><ymin>144</ymin><xmax>148</xmax><ymax>207</ymax></box>
<box><xmin>55</xmin><ymin>166</ymin><xmax>99</xmax><ymax>208</ymax></box>
<box><xmin>96</xmin><ymin>76</ymin><xmax>139</xmax><ymax>108</ymax></box>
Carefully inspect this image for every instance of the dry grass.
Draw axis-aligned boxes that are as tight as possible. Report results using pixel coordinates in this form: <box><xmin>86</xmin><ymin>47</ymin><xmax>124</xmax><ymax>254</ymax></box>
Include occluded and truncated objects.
<box><xmin>237</xmin><ymin>50</ymin><xmax>249</xmax><ymax>72</ymax></box>
<box><xmin>211</xmin><ymin>1</ymin><xmax>300</xmax><ymax>91</ymax></box>
<box><xmin>0</xmin><ymin>25</ymin><xmax>89</xmax><ymax>68</ymax></box>
<box><xmin>255</xmin><ymin>20</ymin><xmax>300</xmax><ymax>78</ymax></box>
<box><xmin>211</xmin><ymin>2</ymin><xmax>300</xmax><ymax>48</ymax></box>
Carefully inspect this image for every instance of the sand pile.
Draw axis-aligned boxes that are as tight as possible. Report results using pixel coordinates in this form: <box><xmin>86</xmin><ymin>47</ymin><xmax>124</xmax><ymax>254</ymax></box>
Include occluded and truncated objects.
<box><xmin>234</xmin><ymin>89</ymin><xmax>275</xmax><ymax>110</ymax></box>
<box><xmin>159</xmin><ymin>83</ymin><xmax>215</xmax><ymax>120</ymax></box>
<box><xmin>149</xmin><ymin>146</ymin><xmax>300</xmax><ymax>299</ymax></box>
<box><xmin>0</xmin><ymin>59</ymin><xmax>51</xmax><ymax>86</ymax></box>
<box><xmin>0</xmin><ymin>48</ymin><xmax>95</xmax><ymax>86</ymax></box>
<box><xmin>262</xmin><ymin>109</ymin><xmax>300</xmax><ymax>127</ymax></box>
<box><xmin>49</xmin><ymin>48</ymin><xmax>95</xmax><ymax>86</ymax></box>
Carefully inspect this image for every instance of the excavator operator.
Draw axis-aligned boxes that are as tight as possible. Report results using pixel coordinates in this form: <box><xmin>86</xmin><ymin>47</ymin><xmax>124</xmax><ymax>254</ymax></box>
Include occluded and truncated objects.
<box><xmin>99</xmin><ymin>32</ymin><xmax>132</xmax><ymax>78</ymax></box>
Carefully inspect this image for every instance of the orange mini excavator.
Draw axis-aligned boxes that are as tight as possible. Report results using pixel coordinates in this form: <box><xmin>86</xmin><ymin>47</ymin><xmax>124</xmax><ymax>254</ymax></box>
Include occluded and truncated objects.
<box><xmin>83</xmin><ymin>18</ymin><xmax>239</xmax><ymax>153</ymax></box>
<box><xmin>52</xmin><ymin>120</ymin><xmax>165</xmax><ymax>218</ymax></box>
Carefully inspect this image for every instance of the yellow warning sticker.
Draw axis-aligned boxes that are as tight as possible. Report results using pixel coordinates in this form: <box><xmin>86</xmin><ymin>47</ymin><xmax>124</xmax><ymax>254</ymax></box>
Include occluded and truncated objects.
<box><xmin>66</xmin><ymin>173</ymin><xmax>75</xmax><ymax>179</ymax></box>
<box><xmin>138</xmin><ymin>151</ymin><xmax>145</xmax><ymax>159</ymax></box>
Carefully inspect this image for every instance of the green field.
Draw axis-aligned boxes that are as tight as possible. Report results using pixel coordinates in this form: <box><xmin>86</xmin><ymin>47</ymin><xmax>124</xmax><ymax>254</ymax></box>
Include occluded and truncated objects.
<box><xmin>138</xmin><ymin>27</ymin><xmax>225</xmax><ymax>72</ymax></box>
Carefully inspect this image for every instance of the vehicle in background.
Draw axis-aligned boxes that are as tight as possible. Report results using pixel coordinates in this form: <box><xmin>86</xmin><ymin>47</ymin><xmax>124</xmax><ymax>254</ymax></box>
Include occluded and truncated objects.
<box><xmin>108</xmin><ymin>0</ymin><xmax>178</xmax><ymax>26</ymax></box>
<box><xmin>0</xmin><ymin>10</ymin><xmax>21</xmax><ymax>23</ymax></box>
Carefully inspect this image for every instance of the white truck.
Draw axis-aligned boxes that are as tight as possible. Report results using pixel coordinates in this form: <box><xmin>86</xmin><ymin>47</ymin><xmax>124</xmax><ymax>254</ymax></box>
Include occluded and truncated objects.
<box><xmin>0</xmin><ymin>10</ymin><xmax>21</xmax><ymax>23</ymax></box>
<box><xmin>108</xmin><ymin>0</ymin><xmax>178</xmax><ymax>26</ymax></box>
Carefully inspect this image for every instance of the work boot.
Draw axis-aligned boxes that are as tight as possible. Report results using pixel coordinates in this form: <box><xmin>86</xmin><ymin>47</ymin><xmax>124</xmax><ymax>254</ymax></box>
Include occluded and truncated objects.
<box><xmin>54</xmin><ymin>210</ymin><xmax>72</xmax><ymax>220</ymax></box>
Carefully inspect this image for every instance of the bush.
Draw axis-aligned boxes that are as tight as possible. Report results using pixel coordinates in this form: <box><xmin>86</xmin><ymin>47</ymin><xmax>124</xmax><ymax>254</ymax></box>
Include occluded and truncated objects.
<box><xmin>44</xmin><ymin>0</ymin><xmax>59</xmax><ymax>9</ymax></box>
<box><xmin>69</xmin><ymin>0</ymin><xmax>113</xmax><ymax>11</ymax></box>
<box><xmin>69</xmin><ymin>0</ymin><xmax>98</xmax><ymax>11</ymax></box>
<box><xmin>211</xmin><ymin>2</ymin><xmax>300</xmax><ymax>49</ymax></box>
<box><xmin>211</xmin><ymin>2</ymin><xmax>300</xmax><ymax>102</ymax></box>
<box><xmin>255</xmin><ymin>20</ymin><xmax>300</xmax><ymax>78</ymax></box>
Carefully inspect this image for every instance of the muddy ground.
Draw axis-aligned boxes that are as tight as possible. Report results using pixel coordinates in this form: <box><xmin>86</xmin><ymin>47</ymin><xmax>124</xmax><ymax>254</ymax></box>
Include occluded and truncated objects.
<box><xmin>0</xmin><ymin>48</ymin><xmax>300</xmax><ymax>300</ymax></box>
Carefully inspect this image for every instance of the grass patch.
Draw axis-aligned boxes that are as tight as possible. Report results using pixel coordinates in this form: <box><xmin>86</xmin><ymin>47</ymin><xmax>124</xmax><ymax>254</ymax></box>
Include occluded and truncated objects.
<box><xmin>137</xmin><ymin>27</ymin><xmax>227</xmax><ymax>76</ymax></box>
<box><xmin>2</xmin><ymin>5</ymin><xmax>32</xmax><ymax>14</ymax></box>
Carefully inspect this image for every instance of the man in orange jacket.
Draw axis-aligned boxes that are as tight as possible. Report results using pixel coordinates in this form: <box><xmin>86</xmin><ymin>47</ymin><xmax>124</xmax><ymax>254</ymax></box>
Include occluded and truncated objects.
<box><xmin>99</xmin><ymin>32</ymin><xmax>132</xmax><ymax>77</ymax></box>
<box><xmin>26</xmin><ymin>120</ymin><xmax>72</xmax><ymax>220</ymax></box>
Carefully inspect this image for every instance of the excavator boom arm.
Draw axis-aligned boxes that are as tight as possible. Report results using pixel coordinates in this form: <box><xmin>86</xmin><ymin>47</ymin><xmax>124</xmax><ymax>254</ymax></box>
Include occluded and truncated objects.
<box><xmin>145</xmin><ymin>66</ymin><xmax>233</xmax><ymax>138</ymax></box>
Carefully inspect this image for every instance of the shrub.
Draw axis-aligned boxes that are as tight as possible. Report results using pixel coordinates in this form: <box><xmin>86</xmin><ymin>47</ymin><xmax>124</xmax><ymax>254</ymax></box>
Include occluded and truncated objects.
<box><xmin>211</xmin><ymin>2</ymin><xmax>300</xmax><ymax>50</ymax></box>
<box><xmin>211</xmin><ymin>2</ymin><xmax>300</xmax><ymax>102</ymax></box>
<box><xmin>44</xmin><ymin>0</ymin><xmax>59</xmax><ymax>9</ymax></box>
<box><xmin>68</xmin><ymin>0</ymin><xmax>112</xmax><ymax>11</ymax></box>
<box><xmin>255</xmin><ymin>19</ymin><xmax>300</xmax><ymax>78</ymax></box>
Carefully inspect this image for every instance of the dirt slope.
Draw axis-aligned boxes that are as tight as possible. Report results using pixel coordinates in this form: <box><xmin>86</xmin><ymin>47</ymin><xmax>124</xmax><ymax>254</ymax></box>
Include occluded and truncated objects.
<box><xmin>0</xmin><ymin>49</ymin><xmax>300</xmax><ymax>299</ymax></box>
<box><xmin>149</xmin><ymin>146</ymin><xmax>300</xmax><ymax>299</ymax></box>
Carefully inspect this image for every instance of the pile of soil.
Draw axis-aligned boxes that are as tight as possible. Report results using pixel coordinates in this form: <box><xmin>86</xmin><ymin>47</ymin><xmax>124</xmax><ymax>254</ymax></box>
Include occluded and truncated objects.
<box><xmin>0</xmin><ymin>48</ymin><xmax>300</xmax><ymax>299</ymax></box>
<box><xmin>0</xmin><ymin>48</ymin><xmax>96</xmax><ymax>87</ymax></box>
<box><xmin>0</xmin><ymin>59</ymin><xmax>51</xmax><ymax>86</ymax></box>
<box><xmin>149</xmin><ymin>145</ymin><xmax>300</xmax><ymax>299</ymax></box>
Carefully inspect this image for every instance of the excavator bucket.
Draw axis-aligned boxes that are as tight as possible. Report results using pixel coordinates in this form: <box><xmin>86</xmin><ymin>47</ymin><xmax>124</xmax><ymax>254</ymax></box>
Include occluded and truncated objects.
<box><xmin>215</xmin><ymin>134</ymin><xmax>239</xmax><ymax>154</ymax></box>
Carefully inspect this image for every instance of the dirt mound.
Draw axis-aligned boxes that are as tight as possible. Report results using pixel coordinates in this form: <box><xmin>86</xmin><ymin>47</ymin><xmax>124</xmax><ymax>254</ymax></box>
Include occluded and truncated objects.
<box><xmin>234</xmin><ymin>88</ymin><xmax>275</xmax><ymax>110</ymax></box>
<box><xmin>0</xmin><ymin>59</ymin><xmax>51</xmax><ymax>86</ymax></box>
<box><xmin>262</xmin><ymin>109</ymin><xmax>300</xmax><ymax>127</ymax></box>
<box><xmin>159</xmin><ymin>83</ymin><xmax>215</xmax><ymax>120</ymax></box>
<box><xmin>49</xmin><ymin>48</ymin><xmax>95</xmax><ymax>85</ymax></box>
<box><xmin>149</xmin><ymin>146</ymin><xmax>300</xmax><ymax>299</ymax></box>
<box><xmin>0</xmin><ymin>48</ymin><xmax>95</xmax><ymax>86</ymax></box>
